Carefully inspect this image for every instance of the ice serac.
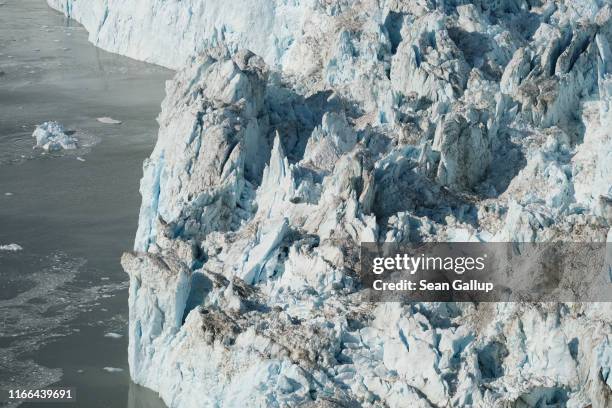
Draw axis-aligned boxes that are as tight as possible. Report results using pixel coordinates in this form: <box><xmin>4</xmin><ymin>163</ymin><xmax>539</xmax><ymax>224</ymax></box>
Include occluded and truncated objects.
<box><xmin>134</xmin><ymin>49</ymin><xmax>268</xmax><ymax>254</ymax></box>
<box><xmin>47</xmin><ymin>0</ymin><xmax>612</xmax><ymax>407</ymax></box>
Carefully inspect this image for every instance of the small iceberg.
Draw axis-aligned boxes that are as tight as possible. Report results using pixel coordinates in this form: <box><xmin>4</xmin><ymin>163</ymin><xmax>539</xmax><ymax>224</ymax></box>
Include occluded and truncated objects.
<box><xmin>97</xmin><ymin>117</ymin><xmax>122</xmax><ymax>124</ymax></box>
<box><xmin>103</xmin><ymin>367</ymin><xmax>124</xmax><ymax>373</ymax></box>
<box><xmin>0</xmin><ymin>243</ymin><xmax>23</xmax><ymax>251</ymax></box>
<box><xmin>32</xmin><ymin>121</ymin><xmax>77</xmax><ymax>151</ymax></box>
<box><xmin>104</xmin><ymin>332</ymin><xmax>123</xmax><ymax>339</ymax></box>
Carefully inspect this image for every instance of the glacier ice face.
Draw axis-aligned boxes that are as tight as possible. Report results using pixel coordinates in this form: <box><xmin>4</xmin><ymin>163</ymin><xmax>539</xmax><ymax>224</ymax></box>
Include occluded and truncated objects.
<box><xmin>48</xmin><ymin>0</ymin><xmax>612</xmax><ymax>407</ymax></box>
<box><xmin>32</xmin><ymin>121</ymin><xmax>77</xmax><ymax>151</ymax></box>
<box><xmin>46</xmin><ymin>0</ymin><xmax>308</xmax><ymax>70</ymax></box>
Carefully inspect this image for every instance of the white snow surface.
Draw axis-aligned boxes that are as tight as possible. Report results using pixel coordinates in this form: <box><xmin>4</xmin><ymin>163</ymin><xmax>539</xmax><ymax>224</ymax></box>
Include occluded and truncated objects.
<box><xmin>49</xmin><ymin>0</ymin><xmax>612</xmax><ymax>407</ymax></box>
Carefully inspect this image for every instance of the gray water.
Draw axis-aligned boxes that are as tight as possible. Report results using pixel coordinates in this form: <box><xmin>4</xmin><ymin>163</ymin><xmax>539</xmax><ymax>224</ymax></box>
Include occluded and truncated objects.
<box><xmin>0</xmin><ymin>1</ymin><xmax>172</xmax><ymax>406</ymax></box>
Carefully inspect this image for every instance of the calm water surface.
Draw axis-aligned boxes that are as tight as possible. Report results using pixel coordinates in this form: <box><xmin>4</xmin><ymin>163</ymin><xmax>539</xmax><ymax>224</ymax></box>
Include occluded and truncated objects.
<box><xmin>0</xmin><ymin>1</ymin><xmax>171</xmax><ymax>406</ymax></box>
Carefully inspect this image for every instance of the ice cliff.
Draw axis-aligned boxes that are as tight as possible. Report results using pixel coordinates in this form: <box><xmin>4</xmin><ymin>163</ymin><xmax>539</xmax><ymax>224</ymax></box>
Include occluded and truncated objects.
<box><xmin>48</xmin><ymin>0</ymin><xmax>612</xmax><ymax>407</ymax></box>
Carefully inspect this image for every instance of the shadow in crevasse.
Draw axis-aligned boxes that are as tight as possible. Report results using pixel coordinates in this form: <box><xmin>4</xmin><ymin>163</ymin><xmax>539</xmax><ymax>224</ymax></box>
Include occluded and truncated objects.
<box><xmin>373</xmin><ymin>170</ymin><xmax>482</xmax><ymax>236</ymax></box>
<box><xmin>447</xmin><ymin>27</ymin><xmax>493</xmax><ymax>68</ymax></box>
<box><xmin>447</xmin><ymin>7</ymin><xmax>542</xmax><ymax>77</ymax></box>
<box><xmin>471</xmin><ymin>2</ymin><xmax>543</xmax><ymax>42</ymax></box>
<box><xmin>512</xmin><ymin>386</ymin><xmax>569</xmax><ymax>408</ymax></box>
<box><xmin>265</xmin><ymin>87</ymin><xmax>351</xmax><ymax>164</ymax></box>
<box><xmin>383</xmin><ymin>11</ymin><xmax>405</xmax><ymax>55</ymax></box>
<box><xmin>477</xmin><ymin>341</ymin><xmax>509</xmax><ymax>381</ymax></box>
<box><xmin>182</xmin><ymin>271</ymin><xmax>213</xmax><ymax>323</ymax></box>
<box><xmin>485</xmin><ymin>127</ymin><xmax>527</xmax><ymax>198</ymax></box>
<box><xmin>506</xmin><ymin>9</ymin><xmax>544</xmax><ymax>42</ymax></box>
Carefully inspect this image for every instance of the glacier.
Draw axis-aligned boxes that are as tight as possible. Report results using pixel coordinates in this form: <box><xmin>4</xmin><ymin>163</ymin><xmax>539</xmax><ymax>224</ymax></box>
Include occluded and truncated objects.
<box><xmin>48</xmin><ymin>0</ymin><xmax>612</xmax><ymax>407</ymax></box>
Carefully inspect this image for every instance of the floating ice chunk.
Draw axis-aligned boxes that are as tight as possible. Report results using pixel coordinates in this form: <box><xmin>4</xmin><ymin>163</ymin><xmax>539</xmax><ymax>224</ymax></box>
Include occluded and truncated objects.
<box><xmin>97</xmin><ymin>117</ymin><xmax>122</xmax><ymax>124</ymax></box>
<box><xmin>76</xmin><ymin>157</ymin><xmax>86</xmax><ymax>162</ymax></box>
<box><xmin>104</xmin><ymin>332</ymin><xmax>123</xmax><ymax>339</ymax></box>
<box><xmin>103</xmin><ymin>367</ymin><xmax>124</xmax><ymax>373</ymax></box>
<box><xmin>0</xmin><ymin>243</ymin><xmax>22</xmax><ymax>251</ymax></box>
<box><xmin>5</xmin><ymin>192</ymin><xmax>13</xmax><ymax>196</ymax></box>
<box><xmin>32</xmin><ymin>121</ymin><xmax>77</xmax><ymax>151</ymax></box>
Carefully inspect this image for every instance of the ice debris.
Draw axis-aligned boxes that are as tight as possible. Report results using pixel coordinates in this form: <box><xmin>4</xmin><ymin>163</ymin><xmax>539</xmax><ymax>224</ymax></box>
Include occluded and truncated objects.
<box><xmin>96</xmin><ymin>117</ymin><xmax>122</xmax><ymax>124</ymax></box>
<box><xmin>0</xmin><ymin>243</ymin><xmax>23</xmax><ymax>251</ymax></box>
<box><xmin>32</xmin><ymin>121</ymin><xmax>77</xmax><ymax>151</ymax></box>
